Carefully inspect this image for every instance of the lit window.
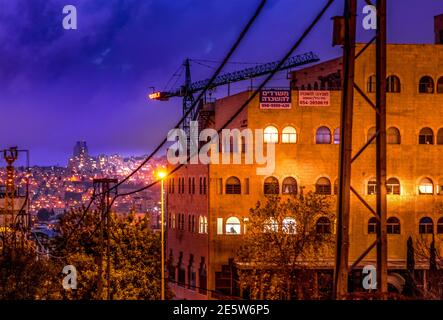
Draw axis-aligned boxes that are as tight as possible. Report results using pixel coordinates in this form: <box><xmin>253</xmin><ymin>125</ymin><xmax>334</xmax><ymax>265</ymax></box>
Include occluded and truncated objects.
<box><xmin>386</xmin><ymin>178</ymin><xmax>400</xmax><ymax>195</ymax></box>
<box><xmin>282</xmin><ymin>177</ymin><xmax>297</xmax><ymax>195</ymax></box>
<box><xmin>419</xmin><ymin>217</ymin><xmax>433</xmax><ymax>234</ymax></box>
<box><xmin>264</xmin><ymin>126</ymin><xmax>279</xmax><ymax>143</ymax></box>
<box><xmin>419</xmin><ymin>127</ymin><xmax>434</xmax><ymax>145</ymax></box>
<box><xmin>387</xmin><ymin>127</ymin><xmax>401</xmax><ymax>144</ymax></box>
<box><xmin>217</xmin><ymin>218</ymin><xmax>223</xmax><ymax>235</ymax></box>
<box><xmin>316</xmin><ymin>177</ymin><xmax>331</xmax><ymax>195</ymax></box>
<box><xmin>367</xmin><ymin>179</ymin><xmax>377</xmax><ymax>195</ymax></box>
<box><xmin>199</xmin><ymin>216</ymin><xmax>208</xmax><ymax>234</ymax></box>
<box><xmin>333</xmin><ymin>128</ymin><xmax>340</xmax><ymax>144</ymax></box>
<box><xmin>282</xmin><ymin>217</ymin><xmax>296</xmax><ymax>234</ymax></box>
<box><xmin>419</xmin><ymin>178</ymin><xmax>434</xmax><ymax>194</ymax></box>
<box><xmin>264</xmin><ymin>176</ymin><xmax>279</xmax><ymax>195</ymax></box>
<box><xmin>386</xmin><ymin>75</ymin><xmax>401</xmax><ymax>93</ymax></box>
<box><xmin>226</xmin><ymin>217</ymin><xmax>241</xmax><ymax>234</ymax></box>
<box><xmin>225</xmin><ymin>176</ymin><xmax>241</xmax><ymax>194</ymax></box>
<box><xmin>387</xmin><ymin>217</ymin><xmax>400</xmax><ymax>234</ymax></box>
<box><xmin>316</xmin><ymin>127</ymin><xmax>331</xmax><ymax>144</ymax></box>
<box><xmin>368</xmin><ymin>217</ymin><xmax>378</xmax><ymax>234</ymax></box>
<box><xmin>316</xmin><ymin>217</ymin><xmax>331</xmax><ymax>234</ymax></box>
<box><xmin>282</xmin><ymin>126</ymin><xmax>297</xmax><ymax>144</ymax></box>
<box><xmin>419</xmin><ymin>76</ymin><xmax>434</xmax><ymax>93</ymax></box>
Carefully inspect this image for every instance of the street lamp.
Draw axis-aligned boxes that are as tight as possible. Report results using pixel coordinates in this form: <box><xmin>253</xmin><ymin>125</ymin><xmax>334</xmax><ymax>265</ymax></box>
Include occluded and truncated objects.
<box><xmin>155</xmin><ymin>169</ymin><xmax>167</xmax><ymax>300</ymax></box>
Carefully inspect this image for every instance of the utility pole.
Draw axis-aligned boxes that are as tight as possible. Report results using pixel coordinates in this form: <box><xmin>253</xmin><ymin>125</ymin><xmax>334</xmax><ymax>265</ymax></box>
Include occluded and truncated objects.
<box><xmin>93</xmin><ymin>178</ymin><xmax>118</xmax><ymax>300</ymax></box>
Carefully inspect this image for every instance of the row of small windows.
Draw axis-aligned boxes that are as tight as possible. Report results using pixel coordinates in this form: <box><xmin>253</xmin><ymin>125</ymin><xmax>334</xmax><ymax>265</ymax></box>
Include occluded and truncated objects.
<box><xmin>367</xmin><ymin>217</ymin><xmax>443</xmax><ymax>235</ymax></box>
<box><xmin>366</xmin><ymin>75</ymin><xmax>443</xmax><ymax>94</ymax></box>
<box><xmin>168</xmin><ymin>177</ymin><xmax>207</xmax><ymax>195</ymax></box>
<box><xmin>169</xmin><ymin>213</ymin><xmax>208</xmax><ymax>234</ymax></box>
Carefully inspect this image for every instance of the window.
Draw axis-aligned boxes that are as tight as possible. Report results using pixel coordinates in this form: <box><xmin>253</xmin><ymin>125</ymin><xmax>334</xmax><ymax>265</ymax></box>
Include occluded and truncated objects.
<box><xmin>368</xmin><ymin>217</ymin><xmax>378</xmax><ymax>234</ymax></box>
<box><xmin>203</xmin><ymin>177</ymin><xmax>207</xmax><ymax>195</ymax></box>
<box><xmin>172</xmin><ymin>213</ymin><xmax>176</xmax><ymax>229</ymax></box>
<box><xmin>316</xmin><ymin>126</ymin><xmax>331</xmax><ymax>144</ymax></box>
<box><xmin>333</xmin><ymin>179</ymin><xmax>338</xmax><ymax>195</ymax></box>
<box><xmin>333</xmin><ymin>127</ymin><xmax>340</xmax><ymax>144</ymax></box>
<box><xmin>316</xmin><ymin>217</ymin><xmax>332</xmax><ymax>234</ymax></box>
<box><xmin>199</xmin><ymin>177</ymin><xmax>202</xmax><ymax>194</ymax></box>
<box><xmin>282</xmin><ymin>126</ymin><xmax>297</xmax><ymax>143</ymax></box>
<box><xmin>437</xmin><ymin>217</ymin><xmax>443</xmax><ymax>234</ymax></box>
<box><xmin>264</xmin><ymin>176</ymin><xmax>279</xmax><ymax>195</ymax></box>
<box><xmin>386</xmin><ymin>178</ymin><xmax>400</xmax><ymax>195</ymax></box>
<box><xmin>367</xmin><ymin>179</ymin><xmax>377</xmax><ymax>195</ymax></box>
<box><xmin>188</xmin><ymin>177</ymin><xmax>191</xmax><ymax>194</ymax></box>
<box><xmin>217</xmin><ymin>218</ymin><xmax>223</xmax><ymax>235</ymax></box>
<box><xmin>387</xmin><ymin>127</ymin><xmax>401</xmax><ymax>144</ymax></box>
<box><xmin>282</xmin><ymin>217</ymin><xmax>296</xmax><ymax>234</ymax></box>
<box><xmin>387</xmin><ymin>217</ymin><xmax>400</xmax><ymax>234</ymax></box>
<box><xmin>199</xmin><ymin>216</ymin><xmax>208</xmax><ymax>234</ymax></box>
<box><xmin>367</xmin><ymin>126</ymin><xmax>376</xmax><ymax>144</ymax></box>
<box><xmin>438</xmin><ymin>178</ymin><xmax>443</xmax><ymax>195</ymax></box>
<box><xmin>226</xmin><ymin>217</ymin><xmax>241</xmax><ymax>234</ymax></box>
<box><xmin>314</xmin><ymin>82</ymin><xmax>319</xmax><ymax>90</ymax></box>
<box><xmin>225</xmin><ymin>176</ymin><xmax>241</xmax><ymax>194</ymax></box>
<box><xmin>419</xmin><ymin>217</ymin><xmax>434</xmax><ymax>234</ymax></box>
<box><xmin>386</xmin><ymin>75</ymin><xmax>401</xmax><ymax>93</ymax></box>
<box><xmin>244</xmin><ymin>178</ymin><xmax>250</xmax><ymax>195</ymax></box>
<box><xmin>437</xmin><ymin>128</ymin><xmax>443</xmax><ymax>145</ymax></box>
<box><xmin>419</xmin><ymin>76</ymin><xmax>434</xmax><ymax>93</ymax></box>
<box><xmin>264</xmin><ymin>126</ymin><xmax>279</xmax><ymax>143</ymax></box>
<box><xmin>367</xmin><ymin>75</ymin><xmax>376</xmax><ymax>93</ymax></box>
<box><xmin>316</xmin><ymin>177</ymin><xmax>331</xmax><ymax>195</ymax></box>
<box><xmin>419</xmin><ymin>178</ymin><xmax>434</xmax><ymax>194</ymax></box>
<box><xmin>192</xmin><ymin>177</ymin><xmax>195</xmax><ymax>194</ymax></box>
<box><xmin>264</xmin><ymin>218</ymin><xmax>278</xmax><ymax>233</ymax></box>
<box><xmin>438</xmin><ymin>77</ymin><xmax>443</xmax><ymax>93</ymax></box>
<box><xmin>282</xmin><ymin>177</ymin><xmax>297</xmax><ymax>195</ymax></box>
<box><xmin>419</xmin><ymin>127</ymin><xmax>434</xmax><ymax>145</ymax></box>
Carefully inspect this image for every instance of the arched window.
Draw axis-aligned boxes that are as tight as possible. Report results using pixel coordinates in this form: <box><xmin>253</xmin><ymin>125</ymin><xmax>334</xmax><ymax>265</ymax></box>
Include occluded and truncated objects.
<box><xmin>367</xmin><ymin>75</ymin><xmax>376</xmax><ymax>93</ymax></box>
<box><xmin>282</xmin><ymin>177</ymin><xmax>297</xmax><ymax>195</ymax></box>
<box><xmin>386</xmin><ymin>178</ymin><xmax>400</xmax><ymax>195</ymax></box>
<box><xmin>419</xmin><ymin>217</ymin><xmax>433</xmax><ymax>234</ymax></box>
<box><xmin>307</xmin><ymin>83</ymin><xmax>312</xmax><ymax>90</ymax></box>
<box><xmin>264</xmin><ymin>176</ymin><xmax>279</xmax><ymax>195</ymax></box>
<box><xmin>419</xmin><ymin>127</ymin><xmax>434</xmax><ymax>145</ymax></box>
<box><xmin>225</xmin><ymin>176</ymin><xmax>241</xmax><ymax>194</ymax></box>
<box><xmin>368</xmin><ymin>217</ymin><xmax>378</xmax><ymax>234</ymax></box>
<box><xmin>264</xmin><ymin>218</ymin><xmax>278</xmax><ymax>233</ymax></box>
<box><xmin>316</xmin><ymin>217</ymin><xmax>332</xmax><ymax>234</ymax></box>
<box><xmin>316</xmin><ymin>126</ymin><xmax>331</xmax><ymax>144</ymax></box>
<box><xmin>419</xmin><ymin>76</ymin><xmax>435</xmax><ymax>93</ymax></box>
<box><xmin>282</xmin><ymin>126</ymin><xmax>297</xmax><ymax>144</ymax></box>
<box><xmin>419</xmin><ymin>178</ymin><xmax>434</xmax><ymax>195</ymax></box>
<box><xmin>367</xmin><ymin>126</ymin><xmax>376</xmax><ymax>144</ymax></box>
<box><xmin>282</xmin><ymin>217</ymin><xmax>296</xmax><ymax>234</ymax></box>
<box><xmin>314</xmin><ymin>82</ymin><xmax>319</xmax><ymax>90</ymax></box>
<box><xmin>387</xmin><ymin>217</ymin><xmax>400</xmax><ymax>234</ymax></box>
<box><xmin>264</xmin><ymin>126</ymin><xmax>279</xmax><ymax>143</ymax></box>
<box><xmin>368</xmin><ymin>179</ymin><xmax>377</xmax><ymax>195</ymax></box>
<box><xmin>437</xmin><ymin>77</ymin><xmax>443</xmax><ymax>93</ymax></box>
<box><xmin>386</xmin><ymin>75</ymin><xmax>401</xmax><ymax>93</ymax></box>
<box><xmin>316</xmin><ymin>177</ymin><xmax>331</xmax><ymax>195</ymax></box>
<box><xmin>437</xmin><ymin>128</ymin><xmax>443</xmax><ymax>145</ymax></box>
<box><xmin>226</xmin><ymin>217</ymin><xmax>241</xmax><ymax>234</ymax></box>
<box><xmin>199</xmin><ymin>216</ymin><xmax>208</xmax><ymax>234</ymax></box>
<box><xmin>301</xmin><ymin>85</ymin><xmax>306</xmax><ymax>90</ymax></box>
<box><xmin>333</xmin><ymin>127</ymin><xmax>340</xmax><ymax>144</ymax></box>
<box><xmin>387</xmin><ymin>127</ymin><xmax>401</xmax><ymax>144</ymax></box>
<box><xmin>437</xmin><ymin>217</ymin><xmax>443</xmax><ymax>234</ymax></box>
<box><xmin>438</xmin><ymin>178</ymin><xmax>443</xmax><ymax>195</ymax></box>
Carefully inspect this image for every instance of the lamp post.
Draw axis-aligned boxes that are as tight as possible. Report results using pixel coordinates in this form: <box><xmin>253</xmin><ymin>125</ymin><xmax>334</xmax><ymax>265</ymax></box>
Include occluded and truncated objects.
<box><xmin>156</xmin><ymin>169</ymin><xmax>167</xmax><ymax>300</ymax></box>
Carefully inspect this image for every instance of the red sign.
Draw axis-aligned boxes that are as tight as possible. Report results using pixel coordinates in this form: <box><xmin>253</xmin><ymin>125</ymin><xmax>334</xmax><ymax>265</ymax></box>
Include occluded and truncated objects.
<box><xmin>298</xmin><ymin>91</ymin><xmax>330</xmax><ymax>106</ymax></box>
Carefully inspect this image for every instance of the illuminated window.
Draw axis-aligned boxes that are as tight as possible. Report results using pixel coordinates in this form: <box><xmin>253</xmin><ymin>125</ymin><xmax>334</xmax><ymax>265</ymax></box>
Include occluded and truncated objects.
<box><xmin>368</xmin><ymin>217</ymin><xmax>378</xmax><ymax>234</ymax></box>
<box><xmin>316</xmin><ymin>126</ymin><xmax>331</xmax><ymax>144</ymax></box>
<box><xmin>368</xmin><ymin>179</ymin><xmax>377</xmax><ymax>195</ymax></box>
<box><xmin>386</xmin><ymin>178</ymin><xmax>400</xmax><ymax>195</ymax></box>
<box><xmin>367</xmin><ymin>75</ymin><xmax>376</xmax><ymax>93</ymax></box>
<box><xmin>437</xmin><ymin>217</ymin><xmax>443</xmax><ymax>234</ymax></box>
<box><xmin>387</xmin><ymin>217</ymin><xmax>400</xmax><ymax>234</ymax></box>
<box><xmin>282</xmin><ymin>126</ymin><xmax>297</xmax><ymax>143</ymax></box>
<box><xmin>386</xmin><ymin>75</ymin><xmax>401</xmax><ymax>93</ymax></box>
<box><xmin>282</xmin><ymin>217</ymin><xmax>296</xmax><ymax>234</ymax></box>
<box><xmin>225</xmin><ymin>176</ymin><xmax>241</xmax><ymax>194</ymax></box>
<box><xmin>226</xmin><ymin>217</ymin><xmax>241</xmax><ymax>235</ymax></box>
<box><xmin>333</xmin><ymin>127</ymin><xmax>340</xmax><ymax>144</ymax></box>
<box><xmin>419</xmin><ymin>127</ymin><xmax>434</xmax><ymax>145</ymax></box>
<box><xmin>316</xmin><ymin>217</ymin><xmax>331</xmax><ymax>234</ymax></box>
<box><xmin>282</xmin><ymin>177</ymin><xmax>297</xmax><ymax>195</ymax></box>
<box><xmin>367</xmin><ymin>126</ymin><xmax>376</xmax><ymax>144</ymax></box>
<box><xmin>387</xmin><ymin>127</ymin><xmax>401</xmax><ymax>144</ymax></box>
<box><xmin>264</xmin><ymin>126</ymin><xmax>279</xmax><ymax>143</ymax></box>
<box><xmin>419</xmin><ymin>76</ymin><xmax>434</xmax><ymax>93</ymax></box>
<box><xmin>199</xmin><ymin>216</ymin><xmax>208</xmax><ymax>234</ymax></box>
<box><xmin>264</xmin><ymin>176</ymin><xmax>279</xmax><ymax>195</ymax></box>
<box><xmin>419</xmin><ymin>217</ymin><xmax>433</xmax><ymax>234</ymax></box>
<box><xmin>316</xmin><ymin>177</ymin><xmax>331</xmax><ymax>195</ymax></box>
<box><xmin>437</xmin><ymin>77</ymin><xmax>443</xmax><ymax>93</ymax></box>
<box><xmin>419</xmin><ymin>178</ymin><xmax>434</xmax><ymax>194</ymax></box>
<box><xmin>264</xmin><ymin>218</ymin><xmax>278</xmax><ymax>233</ymax></box>
<box><xmin>217</xmin><ymin>218</ymin><xmax>223</xmax><ymax>235</ymax></box>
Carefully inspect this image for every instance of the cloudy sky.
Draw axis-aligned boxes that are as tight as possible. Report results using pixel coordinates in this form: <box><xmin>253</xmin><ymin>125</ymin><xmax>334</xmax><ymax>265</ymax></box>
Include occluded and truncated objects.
<box><xmin>1</xmin><ymin>0</ymin><xmax>443</xmax><ymax>165</ymax></box>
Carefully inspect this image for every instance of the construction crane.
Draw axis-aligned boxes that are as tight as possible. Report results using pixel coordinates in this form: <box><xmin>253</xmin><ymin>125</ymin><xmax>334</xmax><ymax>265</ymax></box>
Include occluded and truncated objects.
<box><xmin>148</xmin><ymin>52</ymin><xmax>320</xmax><ymax>135</ymax></box>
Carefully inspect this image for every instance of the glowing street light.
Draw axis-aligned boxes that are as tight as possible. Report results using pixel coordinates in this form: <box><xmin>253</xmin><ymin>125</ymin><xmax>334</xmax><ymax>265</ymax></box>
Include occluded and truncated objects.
<box><xmin>155</xmin><ymin>168</ymin><xmax>167</xmax><ymax>300</ymax></box>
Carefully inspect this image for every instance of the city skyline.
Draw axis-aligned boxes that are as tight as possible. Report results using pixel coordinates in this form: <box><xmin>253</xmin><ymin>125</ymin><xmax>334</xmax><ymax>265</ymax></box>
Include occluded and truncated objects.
<box><xmin>2</xmin><ymin>0</ymin><xmax>443</xmax><ymax>165</ymax></box>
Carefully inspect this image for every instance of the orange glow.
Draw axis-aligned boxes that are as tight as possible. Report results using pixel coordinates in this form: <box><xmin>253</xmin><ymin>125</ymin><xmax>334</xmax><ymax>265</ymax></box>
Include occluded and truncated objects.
<box><xmin>149</xmin><ymin>92</ymin><xmax>162</xmax><ymax>100</ymax></box>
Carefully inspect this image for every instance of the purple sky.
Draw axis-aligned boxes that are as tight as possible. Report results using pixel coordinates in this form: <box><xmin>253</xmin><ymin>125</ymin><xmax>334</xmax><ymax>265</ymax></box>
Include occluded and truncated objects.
<box><xmin>1</xmin><ymin>0</ymin><xmax>443</xmax><ymax>165</ymax></box>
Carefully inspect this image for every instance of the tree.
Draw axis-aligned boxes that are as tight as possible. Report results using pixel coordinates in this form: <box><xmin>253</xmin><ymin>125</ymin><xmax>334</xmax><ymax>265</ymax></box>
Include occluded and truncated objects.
<box><xmin>235</xmin><ymin>192</ymin><xmax>335</xmax><ymax>300</ymax></box>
